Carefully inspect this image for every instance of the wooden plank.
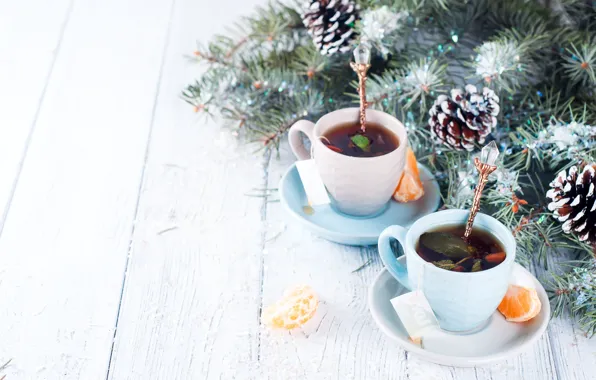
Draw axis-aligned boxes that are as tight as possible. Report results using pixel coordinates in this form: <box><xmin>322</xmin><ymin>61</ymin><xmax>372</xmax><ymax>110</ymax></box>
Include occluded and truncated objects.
<box><xmin>545</xmin><ymin>311</ymin><xmax>596</xmax><ymax>380</ymax></box>
<box><xmin>533</xmin><ymin>257</ymin><xmax>596</xmax><ymax>380</ymax></box>
<box><xmin>472</xmin><ymin>273</ymin><xmax>559</xmax><ymax>380</ymax></box>
<box><xmin>0</xmin><ymin>0</ymin><xmax>73</xmax><ymax>228</ymax></box>
<box><xmin>0</xmin><ymin>0</ymin><xmax>174</xmax><ymax>378</ymax></box>
<box><xmin>258</xmin><ymin>145</ymin><xmax>412</xmax><ymax>379</ymax></box>
<box><xmin>471</xmin><ymin>340</ymin><xmax>558</xmax><ymax>380</ymax></box>
<box><xmin>105</xmin><ymin>0</ymin><xmax>270</xmax><ymax>378</ymax></box>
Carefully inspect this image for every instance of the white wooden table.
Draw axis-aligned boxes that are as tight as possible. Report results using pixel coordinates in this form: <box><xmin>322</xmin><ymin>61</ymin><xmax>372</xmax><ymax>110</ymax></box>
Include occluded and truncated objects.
<box><xmin>1</xmin><ymin>0</ymin><xmax>595</xmax><ymax>379</ymax></box>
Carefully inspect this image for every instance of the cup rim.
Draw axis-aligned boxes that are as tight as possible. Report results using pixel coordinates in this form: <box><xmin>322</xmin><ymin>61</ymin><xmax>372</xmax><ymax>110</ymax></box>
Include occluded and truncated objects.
<box><xmin>312</xmin><ymin>107</ymin><xmax>408</xmax><ymax>160</ymax></box>
<box><xmin>405</xmin><ymin>209</ymin><xmax>516</xmax><ymax>276</ymax></box>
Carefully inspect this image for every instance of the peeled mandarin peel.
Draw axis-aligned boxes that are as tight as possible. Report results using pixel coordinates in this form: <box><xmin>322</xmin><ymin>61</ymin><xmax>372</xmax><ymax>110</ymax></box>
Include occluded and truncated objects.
<box><xmin>498</xmin><ymin>285</ymin><xmax>541</xmax><ymax>322</ymax></box>
<box><xmin>262</xmin><ymin>285</ymin><xmax>319</xmax><ymax>329</ymax></box>
<box><xmin>394</xmin><ymin>148</ymin><xmax>425</xmax><ymax>203</ymax></box>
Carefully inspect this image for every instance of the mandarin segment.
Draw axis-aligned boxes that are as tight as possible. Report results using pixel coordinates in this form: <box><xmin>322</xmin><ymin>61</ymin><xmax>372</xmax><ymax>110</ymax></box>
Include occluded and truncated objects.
<box><xmin>498</xmin><ymin>284</ymin><xmax>541</xmax><ymax>322</ymax></box>
<box><xmin>262</xmin><ymin>285</ymin><xmax>319</xmax><ymax>329</ymax></box>
<box><xmin>394</xmin><ymin>148</ymin><xmax>425</xmax><ymax>203</ymax></box>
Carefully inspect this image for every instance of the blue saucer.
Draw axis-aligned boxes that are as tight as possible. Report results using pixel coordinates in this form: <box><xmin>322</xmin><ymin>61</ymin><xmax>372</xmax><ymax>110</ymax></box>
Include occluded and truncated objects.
<box><xmin>279</xmin><ymin>163</ymin><xmax>441</xmax><ymax>246</ymax></box>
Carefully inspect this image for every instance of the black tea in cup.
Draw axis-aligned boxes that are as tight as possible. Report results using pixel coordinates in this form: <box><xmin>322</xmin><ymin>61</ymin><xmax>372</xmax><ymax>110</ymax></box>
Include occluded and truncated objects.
<box><xmin>416</xmin><ymin>225</ymin><xmax>506</xmax><ymax>272</ymax></box>
<box><xmin>321</xmin><ymin>121</ymin><xmax>399</xmax><ymax>158</ymax></box>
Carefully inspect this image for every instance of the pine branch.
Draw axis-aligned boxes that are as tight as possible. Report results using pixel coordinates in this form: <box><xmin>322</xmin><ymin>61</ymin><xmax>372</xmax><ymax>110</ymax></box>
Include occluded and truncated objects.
<box><xmin>556</xmin><ymin>0</ymin><xmax>596</xmax><ymax>31</ymax></box>
<box><xmin>562</xmin><ymin>42</ymin><xmax>596</xmax><ymax>88</ymax></box>
<box><xmin>182</xmin><ymin>68</ymin><xmax>235</xmax><ymax>115</ymax></box>
<box><xmin>470</xmin><ymin>29</ymin><xmax>549</xmax><ymax>93</ymax></box>
<box><xmin>244</xmin><ymin>90</ymin><xmax>324</xmax><ymax>150</ymax></box>
<box><xmin>356</xmin><ymin>0</ymin><xmax>448</xmax><ymax>12</ymax></box>
<box><xmin>0</xmin><ymin>358</ymin><xmax>11</xmax><ymax>380</ymax></box>
<box><xmin>357</xmin><ymin>5</ymin><xmax>411</xmax><ymax>57</ymax></box>
<box><xmin>508</xmin><ymin>113</ymin><xmax>596</xmax><ymax>172</ymax></box>
<box><xmin>191</xmin><ymin>1</ymin><xmax>304</xmax><ymax>72</ymax></box>
<box><xmin>362</xmin><ymin>58</ymin><xmax>447</xmax><ymax>119</ymax></box>
<box><xmin>550</xmin><ymin>258</ymin><xmax>596</xmax><ymax>337</ymax></box>
<box><xmin>289</xmin><ymin>45</ymin><xmax>332</xmax><ymax>80</ymax></box>
<box><xmin>184</xmin><ymin>0</ymin><xmax>596</xmax><ymax>337</ymax></box>
<box><xmin>487</xmin><ymin>0</ymin><xmax>557</xmax><ymax>37</ymax></box>
<box><xmin>191</xmin><ymin>42</ymin><xmax>248</xmax><ymax>71</ymax></box>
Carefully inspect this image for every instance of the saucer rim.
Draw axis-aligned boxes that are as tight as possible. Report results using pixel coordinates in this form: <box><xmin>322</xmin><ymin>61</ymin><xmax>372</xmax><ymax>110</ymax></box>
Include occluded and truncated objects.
<box><xmin>368</xmin><ymin>259</ymin><xmax>551</xmax><ymax>367</ymax></box>
<box><xmin>279</xmin><ymin>163</ymin><xmax>441</xmax><ymax>243</ymax></box>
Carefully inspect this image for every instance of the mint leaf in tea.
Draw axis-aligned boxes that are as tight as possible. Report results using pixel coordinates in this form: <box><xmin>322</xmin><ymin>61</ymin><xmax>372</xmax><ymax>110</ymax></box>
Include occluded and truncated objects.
<box><xmin>350</xmin><ymin>134</ymin><xmax>371</xmax><ymax>151</ymax></box>
<box><xmin>322</xmin><ymin>121</ymin><xmax>399</xmax><ymax>157</ymax></box>
<box><xmin>416</xmin><ymin>226</ymin><xmax>505</xmax><ymax>272</ymax></box>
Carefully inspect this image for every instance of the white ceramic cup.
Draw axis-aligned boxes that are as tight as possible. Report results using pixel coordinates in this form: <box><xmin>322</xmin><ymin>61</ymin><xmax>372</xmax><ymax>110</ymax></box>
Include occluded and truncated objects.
<box><xmin>288</xmin><ymin>108</ymin><xmax>408</xmax><ymax>217</ymax></box>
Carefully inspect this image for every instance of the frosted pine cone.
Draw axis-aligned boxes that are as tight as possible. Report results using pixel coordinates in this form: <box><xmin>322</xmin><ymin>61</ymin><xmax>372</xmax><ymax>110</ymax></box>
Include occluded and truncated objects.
<box><xmin>428</xmin><ymin>84</ymin><xmax>500</xmax><ymax>151</ymax></box>
<box><xmin>302</xmin><ymin>0</ymin><xmax>359</xmax><ymax>56</ymax></box>
<box><xmin>547</xmin><ymin>165</ymin><xmax>596</xmax><ymax>243</ymax></box>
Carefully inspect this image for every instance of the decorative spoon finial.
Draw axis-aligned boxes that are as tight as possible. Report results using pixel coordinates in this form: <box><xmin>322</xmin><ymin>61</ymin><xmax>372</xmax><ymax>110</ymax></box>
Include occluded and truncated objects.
<box><xmin>464</xmin><ymin>141</ymin><xmax>500</xmax><ymax>239</ymax></box>
<box><xmin>350</xmin><ymin>42</ymin><xmax>371</xmax><ymax>132</ymax></box>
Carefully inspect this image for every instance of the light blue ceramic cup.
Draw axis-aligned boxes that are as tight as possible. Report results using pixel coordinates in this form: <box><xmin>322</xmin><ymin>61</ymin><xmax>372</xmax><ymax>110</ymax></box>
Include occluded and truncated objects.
<box><xmin>378</xmin><ymin>209</ymin><xmax>516</xmax><ymax>332</ymax></box>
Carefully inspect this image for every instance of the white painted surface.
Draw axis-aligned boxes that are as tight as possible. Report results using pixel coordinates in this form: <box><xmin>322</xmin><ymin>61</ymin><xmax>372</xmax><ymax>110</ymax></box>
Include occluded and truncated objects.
<box><xmin>0</xmin><ymin>0</ymin><xmax>594</xmax><ymax>379</ymax></box>
<box><xmin>0</xmin><ymin>0</ymin><xmax>175</xmax><ymax>378</ymax></box>
<box><xmin>0</xmin><ymin>0</ymin><xmax>73</xmax><ymax>229</ymax></box>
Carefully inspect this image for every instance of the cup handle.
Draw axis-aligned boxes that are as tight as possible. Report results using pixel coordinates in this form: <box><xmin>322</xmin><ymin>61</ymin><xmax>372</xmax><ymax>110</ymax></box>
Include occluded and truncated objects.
<box><xmin>378</xmin><ymin>225</ymin><xmax>411</xmax><ymax>290</ymax></box>
<box><xmin>288</xmin><ymin>120</ymin><xmax>315</xmax><ymax>160</ymax></box>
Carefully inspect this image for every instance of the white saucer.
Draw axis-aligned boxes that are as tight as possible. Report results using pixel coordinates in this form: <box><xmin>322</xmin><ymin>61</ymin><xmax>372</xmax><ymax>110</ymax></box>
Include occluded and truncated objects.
<box><xmin>279</xmin><ymin>163</ymin><xmax>441</xmax><ymax>246</ymax></box>
<box><xmin>368</xmin><ymin>257</ymin><xmax>550</xmax><ymax>367</ymax></box>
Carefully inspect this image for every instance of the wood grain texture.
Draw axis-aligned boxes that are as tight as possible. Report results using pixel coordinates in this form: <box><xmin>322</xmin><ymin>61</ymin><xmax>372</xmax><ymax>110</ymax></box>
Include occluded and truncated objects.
<box><xmin>105</xmin><ymin>0</ymin><xmax>270</xmax><ymax>378</ymax></box>
<box><xmin>0</xmin><ymin>0</ymin><xmax>73</xmax><ymax>229</ymax></box>
<box><xmin>258</xmin><ymin>145</ymin><xmax>407</xmax><ymax>379</ymax></box>
<box><xmin>0</xmin><ymin>0</ymin><xmax>174</xmax><ymax>378</ymax></box>
<box><xmin>1</xmin><ymin>0</ymin><xmax>595</xmax><ymax>379</ymax></box>
<box><xmin>533</xmin><ymin>258</ymin><xmax>596</xmax><ymax>380</ymax></box>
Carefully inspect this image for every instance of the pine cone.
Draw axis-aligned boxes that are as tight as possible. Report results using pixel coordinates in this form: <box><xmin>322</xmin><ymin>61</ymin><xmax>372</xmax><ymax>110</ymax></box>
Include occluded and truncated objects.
<box><xmin>303</xmin><ymin>0</ymin><xmax>359</xmax><ymax>56</ymax></box>
<box><xmin>428</xmin><ymin>84</ymin><xmax>500</xmax><ymax>151</ymax></box>
<box><xmin>547</xmin><ymin>165</ymin><xmax>596</xmax><ymax>243</ymax></box>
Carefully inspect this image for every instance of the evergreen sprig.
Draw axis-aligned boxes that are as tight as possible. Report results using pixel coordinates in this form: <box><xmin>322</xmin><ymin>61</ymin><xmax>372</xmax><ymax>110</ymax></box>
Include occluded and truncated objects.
<box><xmin>0</xmin><ymin>359</ymin><xmax>10</xmax><ymax>380</ymax></box>
<box><xmin>471</xmin><ymin>31</ymin><xmax>547</xmax><ymax>93</ymax></box>
<box><xmin>186</xmin><ymin>0</ymin><xmax>596</xmax><ymax>336</ymax></box>
<box><xmin>358</xmin><ymin>57</ymin><xmax>448</xmax><ymax>128</ymax></box>
<box><xmin>562</xmin><ymin>42</ymin><xmax>596</xmax><ymax>88</ymax></box>
<box><xmin>550</xmin><ymin>259</ymin><xmax>596</xmax><ymax>337</ymax></box>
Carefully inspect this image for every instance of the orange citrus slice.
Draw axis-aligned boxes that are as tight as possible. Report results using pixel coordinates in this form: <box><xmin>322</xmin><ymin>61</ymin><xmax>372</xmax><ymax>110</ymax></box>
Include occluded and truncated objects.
<box><xmin>262</xmin><ymin>285</ymin><xmax>319</xmax><ymax>329</ymax></box>
<box><xmin>498</xmin><ymin>285</ymin><xmax>541</xmax><ymax>322</ymax></box>
<box><xmin>394</xmin><ymin>147</ymin><xmax>425</xmax><ymax>203</ymax></box>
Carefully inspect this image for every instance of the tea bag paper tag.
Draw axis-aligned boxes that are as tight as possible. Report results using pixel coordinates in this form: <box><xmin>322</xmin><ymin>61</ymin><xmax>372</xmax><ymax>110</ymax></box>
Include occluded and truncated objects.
<box><xmin>295</xmin><ymin>159</ymin><xmax>330</xmax><ymax>206</ymax></box>
<box><xmin>390</xmin><ymin>290</ymin><xmax>439</xmax><ymax>343</ymax></box>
